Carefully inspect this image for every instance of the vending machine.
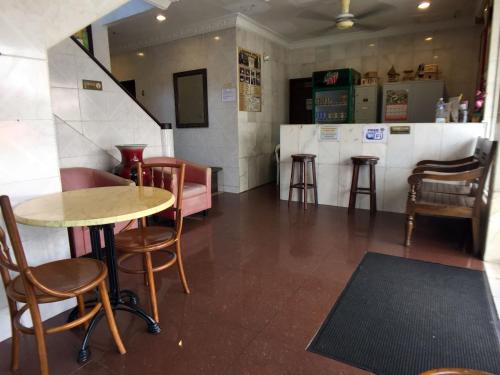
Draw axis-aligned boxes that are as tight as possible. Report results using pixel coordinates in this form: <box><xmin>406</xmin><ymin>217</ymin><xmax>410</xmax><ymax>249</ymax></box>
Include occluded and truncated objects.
<box><xmin>312</xmin><ymin>69</ymin><xmax>361</xmax><ymax>124</ymax></box>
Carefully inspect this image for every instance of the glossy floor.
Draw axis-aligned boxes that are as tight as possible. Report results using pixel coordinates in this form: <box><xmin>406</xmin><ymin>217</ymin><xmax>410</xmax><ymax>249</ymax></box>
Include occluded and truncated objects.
<box><xmin>0</xmin><ymin>184</ymin><xmax>490</xmax><ymax>374</ymax></box>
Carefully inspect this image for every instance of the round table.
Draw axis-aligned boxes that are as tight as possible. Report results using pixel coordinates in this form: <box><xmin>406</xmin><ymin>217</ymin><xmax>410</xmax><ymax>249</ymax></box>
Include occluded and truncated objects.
<box><xmin>14</xmin><ymin>186</ymin><xmax>174</xmax><ymax>362</ymax></box>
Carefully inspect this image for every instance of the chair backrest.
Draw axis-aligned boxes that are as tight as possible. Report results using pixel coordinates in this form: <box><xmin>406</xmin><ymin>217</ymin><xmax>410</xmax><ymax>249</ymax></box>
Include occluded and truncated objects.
<box><xmin>420</xmin><ymin>369</ymin><xmax>494</xmax><ymax>375</ymax></box>
<box><xmin>0</xmin><ymin>205</ymin><xmax>22</xmax><ymax>324</ymax></box>
<box><xmin>474</xmin><ymin>137</ymin><xmax>496</xmax><ymax>168</ymax></box>
<box><xmin>0</xmin><ymin>196</ymin><xmax>33</xmax><ymax>297</ymax></box>
<box><xmin>136</xmin><ymin>162</ymin><xmax>186</xmax><ymax>235</ymax></box>
<box><xmin>474</xmin><ymin>139</ymin><xmax>497</xmax><ymax>201</ymax></box>
<box><xmin>0</xmin><ymin>196</ymin><xmax>29</xmax><ymax>273</ymax></box>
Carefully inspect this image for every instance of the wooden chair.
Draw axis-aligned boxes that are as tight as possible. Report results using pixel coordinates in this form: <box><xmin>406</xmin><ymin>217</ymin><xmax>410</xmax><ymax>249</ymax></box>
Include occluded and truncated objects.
<box><xmin>420</xmin><ymin>369</ymin><xmax>494</xmax><ymax>375</ymax></box>
<box><xmin>115</xmin><ymin>162</ymin><xmax>190</xmax><ymax>323</ymax></box>
<box><xmin>0</xmin><ymin>195</ymin><xmax>125</xmax><ymax>375</ymax></box>
<box><xmin>405</xmin><ymin>139</ymin><xmax>497</xmax><ymax>256</ymax></box>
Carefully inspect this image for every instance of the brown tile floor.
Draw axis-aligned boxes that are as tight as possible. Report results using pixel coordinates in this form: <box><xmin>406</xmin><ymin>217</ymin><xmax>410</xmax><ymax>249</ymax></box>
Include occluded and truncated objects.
<box><xmin>0</xmin><ymin>184</ymin><xmax>484</xmax><ymax>374</ymax></box>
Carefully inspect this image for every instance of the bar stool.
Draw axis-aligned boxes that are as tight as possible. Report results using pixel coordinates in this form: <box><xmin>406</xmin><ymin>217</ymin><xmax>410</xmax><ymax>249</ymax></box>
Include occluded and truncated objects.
<box><xmin>288</xmin><ymin>154</ymin><xmax>318</xmax><ymax>209</ymax></box>
<box><xmin>348</xmin><ymin>156</ymin><xmax>379</xmax><ymax>215</ymax></box>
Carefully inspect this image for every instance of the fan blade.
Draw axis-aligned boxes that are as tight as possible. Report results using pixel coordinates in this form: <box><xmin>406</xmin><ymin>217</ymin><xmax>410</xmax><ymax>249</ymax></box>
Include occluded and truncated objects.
<box><xmin>356</xmin><ymin>2</ymin><xmax>395</xmax><ymax>20</ymax></box>
<box><xmin>308</xmin><ymin>25</ymin><xmax>339</xmax><ymax>37</ymax></box>
<box><xmin>354</xmin><ymin>22</ymin><xmax>386</xmax><ymax>32</ymax></box>
<box><xmin>297</xmin><ymin>10</ymin><xmax>337</xmax><ymax>23</ymax></box>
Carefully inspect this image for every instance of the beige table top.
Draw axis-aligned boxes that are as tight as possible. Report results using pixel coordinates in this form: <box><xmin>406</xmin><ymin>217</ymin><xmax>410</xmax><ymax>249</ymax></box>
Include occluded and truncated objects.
<box><xmin>14</xmin><ymin>186</ymin><xmax>174</xmax><ymax>228</ymax></box>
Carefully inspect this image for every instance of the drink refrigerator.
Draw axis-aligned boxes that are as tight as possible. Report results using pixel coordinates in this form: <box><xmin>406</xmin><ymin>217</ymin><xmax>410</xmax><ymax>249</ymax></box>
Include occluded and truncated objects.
<box><xmin>312</xmin><ymin>69</ymin><xmax>361</xmax><ymax>124</ymax></box>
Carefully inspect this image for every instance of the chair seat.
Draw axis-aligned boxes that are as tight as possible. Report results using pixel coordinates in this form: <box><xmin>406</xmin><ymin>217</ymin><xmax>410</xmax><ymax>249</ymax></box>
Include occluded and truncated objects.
<box><xmin>183</xmin><ymin>182</ymin><xmax>207</xmax><ymax>198</ymax></box>
<box><xmin>115</xmin><ymin>226</ymin><xmax>176</xmax><ymax>253</ymax></box>
<box><xmin>421</xmin><ymin>181</ymin><xmax>472</xmax><ymax>195</ymax></box>
<box><xmin>7</xmin><ymin>258</ymin><xmax>106</xmax><ymax>303</ymax></box>
<box><xmin>351</xmin><ymin>156</ymin><xmax>379</xmax><ymax>165</ymax></box>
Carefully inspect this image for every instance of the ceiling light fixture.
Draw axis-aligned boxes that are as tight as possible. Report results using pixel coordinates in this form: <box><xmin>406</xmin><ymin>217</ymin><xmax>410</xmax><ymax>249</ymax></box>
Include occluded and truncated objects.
<box><xmin>214</xmin><ymin>36</ymin><xmax>220</xmax><ymax>41</ymax></box>
<box><xmin>137</xmin><ymin>52</ymin><xmax>145</xmax><ymax>57</ymax></box>
<box><xmin>369</xmin><ymin>43</ymin><xmax>376</xmax><ymax>47</ymax></box>
<box><xmin>156</xmin><ymin>14</ymin><xmax>166</xmax><ymax>22</ymax></box>
<box><xmin>417</xmin><ymin>1</ymin><xmax>431</xmax><ymax>10</ymax></box>
<box><xmin>425</xmin><ymin>36</ymin><xmax>433</xmax><ymax>41</ymax></box>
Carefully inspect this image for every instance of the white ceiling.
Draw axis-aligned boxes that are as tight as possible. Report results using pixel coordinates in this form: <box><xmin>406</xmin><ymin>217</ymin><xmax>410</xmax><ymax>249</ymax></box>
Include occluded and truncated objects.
<box><xmin>108</xmin><ymin>0</ymin><xmax>482</xmax><ymax>53</ymax></box>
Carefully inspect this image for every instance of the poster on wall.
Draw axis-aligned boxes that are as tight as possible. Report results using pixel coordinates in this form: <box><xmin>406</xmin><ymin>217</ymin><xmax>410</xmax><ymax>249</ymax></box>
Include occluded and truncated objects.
<box><xmin>363</xmin><ymin>125</ymin><xmax>387</xmax><ymax>143</ymax></box>
<box><xmin>238</xmin><ymin>48</ymin><xmax>262</xmax><ymax>112</ymax></box>
<box><xmin>384</xmin><ymin>89</ymin><xmax>409</xmax><ymax>121</ymax></box>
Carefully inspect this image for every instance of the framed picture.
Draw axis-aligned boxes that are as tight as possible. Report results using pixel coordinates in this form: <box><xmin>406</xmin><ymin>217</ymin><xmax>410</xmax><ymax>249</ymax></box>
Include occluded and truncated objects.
<box><xmin>173</xmin><ymin>69</ymin><xmax>209</xmax><ymax>128</ymax></box>
<box><xmin>73</xmin><ymin>25</ymin><xmax>94</xmax><ymax>55</ymax></box>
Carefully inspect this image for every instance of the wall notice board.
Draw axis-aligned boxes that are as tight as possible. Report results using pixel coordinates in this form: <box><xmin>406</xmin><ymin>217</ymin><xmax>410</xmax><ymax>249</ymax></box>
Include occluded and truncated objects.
<box><xmin>238</xmin><ymin>48</ymin><xmax>262</xmax><ymax>112</ymax></box>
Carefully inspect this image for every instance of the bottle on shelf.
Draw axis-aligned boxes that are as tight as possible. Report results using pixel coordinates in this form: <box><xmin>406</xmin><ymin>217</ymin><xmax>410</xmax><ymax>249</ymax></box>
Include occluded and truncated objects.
<box><xmin>459</xmin><ymin>101</ymin><xmax>469</xmax><ymax>123</ymax></box>
<box><xmin>435</xmin><ymin>98</ymin><xmax>447</xmax><ymax>123</ymax></box>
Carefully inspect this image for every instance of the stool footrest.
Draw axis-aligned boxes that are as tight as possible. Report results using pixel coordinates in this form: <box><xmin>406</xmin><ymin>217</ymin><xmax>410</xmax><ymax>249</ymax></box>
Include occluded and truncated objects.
<box><xmin>355</xmin><ymin>187</ymin><xmax>376</xmax><ymax>195</ymax></box>
<box><xmin>291</xmin><ymin>183</ymin><xmax>315</xmax><ymax>190</ymax></box>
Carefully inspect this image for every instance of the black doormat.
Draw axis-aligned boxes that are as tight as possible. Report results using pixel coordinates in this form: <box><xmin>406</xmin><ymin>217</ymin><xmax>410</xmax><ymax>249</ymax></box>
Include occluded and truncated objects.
<box><xmin>308</xmin><ymin>252</ymin><xmax>500</xmax><ymax>375</ymax></box>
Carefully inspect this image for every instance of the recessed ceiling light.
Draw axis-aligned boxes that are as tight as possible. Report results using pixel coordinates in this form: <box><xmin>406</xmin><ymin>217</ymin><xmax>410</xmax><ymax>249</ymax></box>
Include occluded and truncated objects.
<box><xmin>433</xmin><ymin>55</ymin><xmax>439</xmax><ymax>59</ymax></box>
<box><xmin>137</xmin><ymin>52</ymin><xmax>145</xmax><ymax>57</ymax></box>
<box><xmin>425</xmin><ymin>36</ymin><xmax>433</xmax><ymax>41</ymax></box>
<box><xmin>418</xmin><ymin>1</ymin><xmax>431</xmax><ymax>10</ymax></box>
<box><xmin>156</xmin><ymin>14</ymin><xmax>166</xmax><ymax>22</ymax></box>
<box><xmin>214</xmin><ymin>36</ymin><xmax>220</xmax><ymax>41</ymax></box>
<box><xmin>369</xmin><ymin>43</ymin><xmax>376</xmax><ymax>47</ymax></box>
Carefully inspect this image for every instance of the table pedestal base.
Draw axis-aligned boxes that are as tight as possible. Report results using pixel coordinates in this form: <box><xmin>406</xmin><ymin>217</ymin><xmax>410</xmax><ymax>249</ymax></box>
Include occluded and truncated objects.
<box><xmin>72</xmin><ymin>224</ymin><xmax>161</xmax><ymax>364</ymax></box>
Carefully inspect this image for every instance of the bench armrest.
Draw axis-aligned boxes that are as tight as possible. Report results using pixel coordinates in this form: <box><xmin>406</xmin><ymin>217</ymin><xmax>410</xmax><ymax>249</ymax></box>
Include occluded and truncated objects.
<box><xmin>408</xmin><ymin>167</ymin><xmax>484</xmax><ymax>186</ymax></box>
<box><xmin>412</xmin><ymin>160</ymin><xmax>480</xmax><ymax>174</ymax></box>
<box><xmin>416</xmin><ymin>156</ymin><xmax>475</xmax><ymax>166</ymax></box>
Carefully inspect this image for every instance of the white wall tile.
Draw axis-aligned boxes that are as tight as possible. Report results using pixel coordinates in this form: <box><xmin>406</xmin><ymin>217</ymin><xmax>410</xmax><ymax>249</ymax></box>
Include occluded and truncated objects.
<box><xmin>51</xmin><ymin>87</ymin><xmax>81</xmax><ymax>121</ymax></box>
<box><xmin>317</xmin><ymin>164</ymin><xmax>338</xmax><ymax>206</ymax></box>
<box><xmin>386</xmin><ymin>126</ymin><xmax>415</xmax><ymax>168</ymax></box>
<box><xmin>0</xmin><ymin>55</ymin><xmax>52</xmax><ymax>120</ymax></box>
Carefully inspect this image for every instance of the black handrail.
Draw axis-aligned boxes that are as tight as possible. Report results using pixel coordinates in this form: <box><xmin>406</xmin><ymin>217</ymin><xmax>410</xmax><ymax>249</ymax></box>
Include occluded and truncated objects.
<box><xmin>70</xmin><ymin>36</ymin><xmax>166</xmax><ymax>128</ymax></box>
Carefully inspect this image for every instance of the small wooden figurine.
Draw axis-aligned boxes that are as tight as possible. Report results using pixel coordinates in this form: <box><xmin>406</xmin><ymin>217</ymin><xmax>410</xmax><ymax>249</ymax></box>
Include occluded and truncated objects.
<box><xmin>387</xmin><ymin>65</ymin><xmax>400</xmax><ymax>82</ymax></box>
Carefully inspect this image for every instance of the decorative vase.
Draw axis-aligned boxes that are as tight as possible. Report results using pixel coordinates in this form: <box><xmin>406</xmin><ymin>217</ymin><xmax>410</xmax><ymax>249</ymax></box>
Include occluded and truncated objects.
<box><xmin>113</xmin><ymin>144</ymin><xmax>150</xmax><ymax>183</ymax></box>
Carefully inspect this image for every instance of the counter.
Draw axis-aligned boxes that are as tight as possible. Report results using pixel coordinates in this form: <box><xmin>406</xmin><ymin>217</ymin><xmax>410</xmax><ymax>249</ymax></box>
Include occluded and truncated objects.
<box><xmin>280</xmin><ymin>123</ymin><xmax>486</xmax><ymax>213</ymax></box>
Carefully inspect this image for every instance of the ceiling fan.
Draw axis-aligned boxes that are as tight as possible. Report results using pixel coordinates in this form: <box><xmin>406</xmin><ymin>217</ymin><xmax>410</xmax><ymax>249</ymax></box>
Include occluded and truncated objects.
<box><xmin>299</xmin><ymin>0</ymin><xmax>395</xmax><ymax>34</ymax></box>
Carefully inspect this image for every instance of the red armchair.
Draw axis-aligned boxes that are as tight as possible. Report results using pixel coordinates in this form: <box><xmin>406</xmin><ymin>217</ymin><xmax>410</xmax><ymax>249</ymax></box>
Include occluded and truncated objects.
<box><xmin>144</xmin><ymin>157</ymin><xmax>212</xmax><ymax>218</ymax></box>
<box><xmin>60</xmin><ymin>167</ymin><xmax>136</xmax><ymax>258</ymax></box>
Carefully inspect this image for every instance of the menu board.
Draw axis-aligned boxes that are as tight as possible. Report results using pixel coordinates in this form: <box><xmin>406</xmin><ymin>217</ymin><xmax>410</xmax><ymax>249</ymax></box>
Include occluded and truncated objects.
<box><xmin>238</xmin><ymin>48</ymin><xmax>262</xmax><ymax>112</ymax></box>
<box><xmin>385</xmin><ymin>89</ymin><xmax>408</xmax><ymax>121</ymax></box>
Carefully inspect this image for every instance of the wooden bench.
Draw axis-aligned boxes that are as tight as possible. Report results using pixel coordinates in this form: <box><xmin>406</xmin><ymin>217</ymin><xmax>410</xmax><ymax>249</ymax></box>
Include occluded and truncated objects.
<box><xmin>405</xmin><ymin>138</ymin><xmax>497</xmax><ymax>257</ymax></box>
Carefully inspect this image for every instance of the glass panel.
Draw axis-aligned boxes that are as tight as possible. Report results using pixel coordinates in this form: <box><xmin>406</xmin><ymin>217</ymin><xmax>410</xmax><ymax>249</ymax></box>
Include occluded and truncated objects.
<box><xmin>315</xmin><ymin>90</ymin><xmax>349</xmax><ymax>123</ymax></box>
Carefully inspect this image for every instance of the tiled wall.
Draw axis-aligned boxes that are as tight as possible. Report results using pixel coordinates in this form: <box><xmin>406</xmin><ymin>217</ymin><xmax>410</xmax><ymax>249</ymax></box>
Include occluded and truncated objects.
<box><xmin>49</xmin><ymin>38</ymin><xmax>163</xmax><ymax>171</ymax></box>
<box><xmin>280</xmin><ymin>123</ymin><xmax>486</xmax><ymax>213</ymax></box>
<box><xmin>0</xmin><ymin>0</ymin><xmax>129</xmax><ymax>342</ymax></box>
<box><xmin>236</xmin><ymin>28</ymin><xmax>288</xmax><ymax>192</ymax></box>
<box><xmin>111</xmin><ymin>28</ymin><xmax>240</xmax><ymax>192</ymax></box>
<box><xmin>288</xmin><ymin>27</ymin><xmax>482</xmax><ymax>104</ymax></box>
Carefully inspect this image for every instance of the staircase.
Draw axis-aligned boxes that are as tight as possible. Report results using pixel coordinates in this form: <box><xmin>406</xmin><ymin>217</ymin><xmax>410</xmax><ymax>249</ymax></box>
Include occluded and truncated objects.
<box><xmin>49</xmin><ymin>37</ymin><xmax>173</xmax><ymax>171</ymax></box>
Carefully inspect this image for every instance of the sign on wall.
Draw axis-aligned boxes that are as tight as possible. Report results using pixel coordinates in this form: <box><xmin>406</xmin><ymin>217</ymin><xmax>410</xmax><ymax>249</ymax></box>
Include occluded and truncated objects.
<box><xmin>319</xmin><ymin>125</ymin><xmax>340</xmax><ymax>141</ymax></box>
<box><xmin>363</xmin><ymin>125</ymin><xmax>387</xmax><ymax>143</ymax></box>
<box><xmin>82</xmin><ymin>79</ymin><xmax>102</xmax><ymax>90</ymax></box>
<box><xmin>238</xmin><ymin>48</ymin><xmax>262</xmax><ymax>112</ymax></box>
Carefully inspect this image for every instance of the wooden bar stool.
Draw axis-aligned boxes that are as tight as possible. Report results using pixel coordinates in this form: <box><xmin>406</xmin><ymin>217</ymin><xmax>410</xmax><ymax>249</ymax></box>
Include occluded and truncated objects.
<box><xmin>288</xmin><ymin>154</ymin><xmax>318</xmax><ymax>209</ymax></box>
<box><xmin>348</xmin><ymin>156</ymin><xmax>379</xmax><ymax>215</ymax></box>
